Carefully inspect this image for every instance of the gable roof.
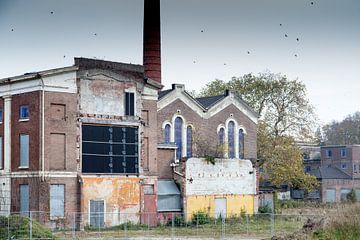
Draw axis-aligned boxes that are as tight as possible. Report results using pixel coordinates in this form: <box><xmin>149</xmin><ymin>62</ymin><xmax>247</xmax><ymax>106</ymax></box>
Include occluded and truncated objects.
<box><xmin>309</xmin><ymin>166</ymin><xmax>351</xmax><ymax>179</ymax></box>
<box><xmin>196</xmin><ymin>95</ymin><xmax>226</xmax><ymax>109</ymax></box>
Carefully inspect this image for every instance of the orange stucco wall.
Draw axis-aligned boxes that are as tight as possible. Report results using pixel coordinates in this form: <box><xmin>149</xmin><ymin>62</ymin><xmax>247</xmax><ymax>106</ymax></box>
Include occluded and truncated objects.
<box><xmin>81</xmin><ymin>176</ymin><xmax>140</xmax><ymax>225</ymax></box>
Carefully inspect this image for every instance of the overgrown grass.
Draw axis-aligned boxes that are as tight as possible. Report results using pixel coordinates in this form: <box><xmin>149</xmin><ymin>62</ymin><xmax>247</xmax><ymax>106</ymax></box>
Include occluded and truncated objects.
<box><xmin>0</xmin><ymin>215</ymin><xmax>55</xmax><ymax>239</ymax></box>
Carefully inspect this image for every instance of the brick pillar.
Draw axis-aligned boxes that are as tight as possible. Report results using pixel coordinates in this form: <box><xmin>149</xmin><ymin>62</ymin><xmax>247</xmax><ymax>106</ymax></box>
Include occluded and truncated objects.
<box><xmin>143</xmin><ymin>0</ymin><xmax>161</xmax><ymax>83</ymax></box>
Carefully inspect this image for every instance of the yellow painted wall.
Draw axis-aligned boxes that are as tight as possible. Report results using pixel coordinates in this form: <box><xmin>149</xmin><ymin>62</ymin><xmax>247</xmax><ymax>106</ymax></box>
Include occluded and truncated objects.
<box><xmin>186</xmin><ymin>195</ymin><xmax>254</xmax><ymax>220</ymax></box>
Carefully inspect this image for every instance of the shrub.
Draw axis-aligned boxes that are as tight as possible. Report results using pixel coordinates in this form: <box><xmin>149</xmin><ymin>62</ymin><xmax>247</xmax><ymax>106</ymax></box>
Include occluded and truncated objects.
<box><xmin>258</xmin><ymin>204</ymin><xmax>272</xmax><ymax>213</ymax></box>
<box><xmin>347</xmin><ymin>189</ymin><xmax>357</xmax><ymax>203</ymax></box>
<box><xmin>191</xmin><ymin>211</ymin><xmax>212</xmax><ymax>225</ymax></box>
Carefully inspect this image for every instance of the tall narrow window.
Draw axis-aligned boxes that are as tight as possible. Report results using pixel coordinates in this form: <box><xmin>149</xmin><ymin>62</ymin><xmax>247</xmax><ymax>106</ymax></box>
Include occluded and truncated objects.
<box><xmin>19</xmin><ymin>105</ymin><xmax>29</xmax><ymax>120</ymax></box>
<box><xmin>218</xmin><ymin>128</ymin><xmax>225</xmax><ymax>145</ymax></box>
<box><xmin>50</xmin><ymin>184</ymin><xmax>65</xmax><ymax>219</ymax></box>
<box><xmin>20</xmin><ymin>134</ymin><xmax>29</xmax><ymax>167</ymax></box>
<box><xmin>90</xmin><ymin>200</ymin><xmax>104</xmax><ymax>228</ymax></box>
<box><xmin>20</xmin><ymin>184</ymin><xmax>29</xmax><ymax>215</ymax></box>
<box><xmin>164</xmin><ymin>124</ymin><xmax>171</xmax><ymax>144</ymax></box>
<box><xmin>187</xmin><ymin>126</ymin><xmax>193</xmax><ymax>157</ymax></box>
<box><xmin>125</xmin><ymin>92</ymin><xmax>135</xmax><ymax>116</ymax></box>
<box><xmin>239</xmin><ymin>129</ymin><xmax>245</xmax><ymax>159</ymax></box>
<box><xmin>0</xmin><ymin>109</ymin><xmax>3</xmax><ymax>122</ymax></box>
<box><xmin>228</xmin><ymin>121</ymin><xmax>235</xmax><ymax>158</ymax></box>
<box><xmin>175</xmin><ymin>117</ymin><xmax>183</xmax><ymax>160</ymax></box>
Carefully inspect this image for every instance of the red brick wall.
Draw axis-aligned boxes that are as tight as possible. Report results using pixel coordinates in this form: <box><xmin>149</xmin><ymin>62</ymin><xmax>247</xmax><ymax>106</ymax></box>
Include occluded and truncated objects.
<box><xmin>157</xmin><ymin>99</ymin><xmax>257</xmax><ymax>159</ymax></box>
<box><xmin>157</xmin><ymin>148</ymin><xmax>175</xmax><ymax>179</ymax></box>
<box><xmin>0</xmin><ymin>98</ymin><xmax>4</xmax><ymax>169</ymax></box>
<box><xmin>11</xmin><ymin>91</ymin><xmax>40</xmax><ymax>171</ymax></box>
<box><xmin>44</xmin><ymin>92</ymin><xmax>78</xmax><ymax>172</ymax></box>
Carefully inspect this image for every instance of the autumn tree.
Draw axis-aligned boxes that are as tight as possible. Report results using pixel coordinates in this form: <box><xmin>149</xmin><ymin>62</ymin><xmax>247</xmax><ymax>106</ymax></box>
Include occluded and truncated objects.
<box><xmin>199</xmin><ymin>72</ymin><xmax>318</xmax><ymax>190</ymax></box>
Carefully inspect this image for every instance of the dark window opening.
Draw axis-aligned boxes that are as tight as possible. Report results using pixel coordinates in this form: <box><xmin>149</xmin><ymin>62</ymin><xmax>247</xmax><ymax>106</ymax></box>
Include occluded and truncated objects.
<box><xmin>20</xmin><ymin>105</ymin><xmax>29</xmax><ymax>119</ymax></box>
<box><xmin>125</xmin><ymin>92</ymin><xmax>135</xmax><ymax>116</ymax></box>
<box><xmin>82</xmin><ymin>125</ymin><xmax>138</xmax><ymax>174</ymax></box>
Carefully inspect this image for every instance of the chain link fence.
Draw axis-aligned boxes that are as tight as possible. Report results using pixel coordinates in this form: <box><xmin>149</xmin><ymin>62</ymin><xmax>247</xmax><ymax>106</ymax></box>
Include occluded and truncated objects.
<box><xmin>0</xmin><ymin>211</ymin><xmax>322</xmax><ymax>239</ymax></box>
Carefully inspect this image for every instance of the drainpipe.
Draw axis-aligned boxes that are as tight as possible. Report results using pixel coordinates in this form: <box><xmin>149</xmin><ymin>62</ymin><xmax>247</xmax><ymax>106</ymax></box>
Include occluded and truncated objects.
<box><xmin>38</xmin><ymin>75</ymin><xmax>45</xmax><ymax>181</ymax></box>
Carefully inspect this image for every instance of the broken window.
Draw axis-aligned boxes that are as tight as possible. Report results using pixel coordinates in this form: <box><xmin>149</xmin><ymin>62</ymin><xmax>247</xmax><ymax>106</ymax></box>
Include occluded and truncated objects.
<box><xmin>82</xmin><ymin>125</ymin><xmax>138</xmax><ymax>174</ymax></box>
<box><xmin>174</xmin><ymin>117</ymin><xmax>183</xmax><ymax>160</ymax></box>
<box><xmin>125</xmin><ymin>92</ymin><xmax>135</xmax><ymax>116</ymax></box>
<box><xmin>50</xmin><ymin>184</ymin><xmax>65</xmax><ymax>219</ymax></box>
<box><xmin>238</xmin><ymin>129</ymin><xmax>244</xmax><ymax>159</ymax></box>
<box><xmin>228</xmin><ymin>121</ymin><xmax>235</xmax><ymax>158</ymax></box>
<box><xmin>186</xmin><ymin>126</ymin><xmax>193</xmax><ymax>157</ymax></box>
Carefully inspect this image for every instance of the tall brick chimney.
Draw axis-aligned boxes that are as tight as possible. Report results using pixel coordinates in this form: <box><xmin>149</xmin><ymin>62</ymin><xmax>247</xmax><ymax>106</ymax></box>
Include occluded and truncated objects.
<box><xmin>143</xmin><ymin>0</ymin><xmax>161</xmax><ymax>83</ymax></box>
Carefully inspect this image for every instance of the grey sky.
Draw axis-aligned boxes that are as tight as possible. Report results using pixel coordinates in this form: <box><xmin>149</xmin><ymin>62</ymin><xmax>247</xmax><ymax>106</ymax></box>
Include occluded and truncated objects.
<box><xmin>0</xmin><ymin>0</ymin><xmax>359</xmax><ymax>124</ymax></box>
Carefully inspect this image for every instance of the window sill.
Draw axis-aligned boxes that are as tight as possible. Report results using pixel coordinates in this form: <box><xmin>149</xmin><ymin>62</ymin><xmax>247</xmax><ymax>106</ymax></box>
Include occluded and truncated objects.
<box><xmin>19</xmin><ymin>118</ymin><xmax>29</xmax><ymax>122</ymax></box>
<box><xmin>18</xmin><ymin>166</ymin><xmax>29</xmax><ymax>169</ymax></box>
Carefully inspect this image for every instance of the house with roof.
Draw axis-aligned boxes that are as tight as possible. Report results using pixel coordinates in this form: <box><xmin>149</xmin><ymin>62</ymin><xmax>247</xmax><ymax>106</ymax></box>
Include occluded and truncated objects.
<box><xmin>156</xmin><ymin>84</ymin><xmax>258</xmax><ymax>219</ymax></box>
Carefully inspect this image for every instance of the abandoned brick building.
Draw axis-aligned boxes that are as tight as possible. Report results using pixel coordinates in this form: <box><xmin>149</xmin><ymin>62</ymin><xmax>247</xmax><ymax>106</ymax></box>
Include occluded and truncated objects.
<box><xmin>0</xmin><ymin>0</ymin><xmax>258</xmax><ymax>226</ymax></box>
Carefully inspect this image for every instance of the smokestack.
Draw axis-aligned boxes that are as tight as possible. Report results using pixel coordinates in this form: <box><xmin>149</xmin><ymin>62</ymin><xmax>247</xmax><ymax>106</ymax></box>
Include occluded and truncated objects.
<box><xmin>143</xmin><ymin>0</ymin><xmax>161</xmax><ymax>83</ymax></box>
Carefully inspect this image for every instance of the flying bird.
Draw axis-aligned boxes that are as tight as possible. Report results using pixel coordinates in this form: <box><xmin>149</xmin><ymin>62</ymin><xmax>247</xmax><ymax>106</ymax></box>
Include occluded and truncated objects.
<box><xmin>311</xmin><ymin>2</ymin><xmax>314</xmax><ymax>5</ymax></box>
<box><xmin>63</xmin><ymin>55</ymin><xmax>66</xmax><ymax>58</ymax></box>
<box><xmin>294</xmin><ymin>54</ymin><xmax>298</xmax><ymax>57</ymax></box>
<box><xmin>193</xmin><ymin>61</ymin><xmax>196</xmax><ymax>64</ymax></box>
<box><xmin>285</xmin><ymin>34</ymin><xmax>288</xmax><ymax>37</ymax></box>
<box><xmin>50</xmin><ymin>11</ymin><xmax>54</xmax><ymax>14</ymax></box>
<box><xmin>247</xmin><ymin>51</ymin><xmax>250</xmax><ymax>54</ymax></box>
<box><xmin>200</xmin><ymin>30</ymin><xmax>204</xmax><ymax>33</ymax></box>
<box><xmin>94</xmin><ymin>33</ymin><xmax>97</xmax><ymax>36</ymax></box>
<box><xmin>279</xmin><ymin>23</ymin><xmax>282</xmax><ymax>26</ymax></box>
<box><xmin>11</xmin><ymin>28</ymin><xmax>14</xmax><ymax>32</ymax></box>
<box><xmin>296</xmin><ymin>38</ymin><xmax>299</xmax><ymax>41</ymax></box>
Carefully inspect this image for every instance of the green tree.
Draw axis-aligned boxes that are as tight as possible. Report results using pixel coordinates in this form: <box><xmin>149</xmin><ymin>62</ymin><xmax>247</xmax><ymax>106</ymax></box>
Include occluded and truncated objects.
<box><xmin>200</xmin><ymin>72</ymin><xmax>318</xmax><ymax>191</ymax></box>
<box><xmin>322</xmin><ymin>111</ymin><xmax>360</xmax><ymax>145</ymax></box>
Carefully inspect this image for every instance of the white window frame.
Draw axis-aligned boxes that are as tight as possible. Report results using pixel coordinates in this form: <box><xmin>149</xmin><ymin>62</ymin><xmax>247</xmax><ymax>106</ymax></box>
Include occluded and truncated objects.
<box><xmin>124</xmin><ymin>89</ymin><xmax>136</xmax><ymax>117</ymax></box>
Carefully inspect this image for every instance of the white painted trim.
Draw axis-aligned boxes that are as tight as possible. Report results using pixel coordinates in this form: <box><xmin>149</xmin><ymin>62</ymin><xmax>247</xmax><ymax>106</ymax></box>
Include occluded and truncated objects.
<box><xmin>10</xmin><ymin>171</ymin><xmax>78</xmax><ymax>178</ymax></box>
<box><xmin>171</xmin><ymin>114</ymin><xmax>187</xmax><ymax>158</ymax></box>
<box><xmin>4</xmin><ymin>96</ymin><xmax>11</xmax><ymax>173</ymax></box>
<box><xmin>158</xmin><ymin>90</ymin><xmax>258</xmax><ymax>123</ymax></box>
<box><xmin>161</xmin><ymin>121</ymin><xmax>172</xmax><ymax>129</ymax></box>
<box><xmin>238</xmin><ymin>125</ymin><xmax>247</xmax><ymax>135</ymax></box>
<box><xmin>217</xmin><ymin>125</ymin><xmax>225</xmax><ymax>134</ymax></box>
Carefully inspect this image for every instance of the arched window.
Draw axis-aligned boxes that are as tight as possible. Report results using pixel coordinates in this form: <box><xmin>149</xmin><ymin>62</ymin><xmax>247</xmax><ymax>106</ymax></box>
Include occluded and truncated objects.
<box><xmin>186</xmin><ymin>126</ymin><xmax>193</xmax><ymax>157</ymax></box>
<box><xmin>218</xmin><ymin>128</ymin><xmax>225</xmax><ymax>145</ymax></box>
<box><xmin>239</xmin><ymin>129</ymin><xmax>245</xmax><ymax>159</ymax></box>
<box><xmin>175</xmin><ymin>117</ymin><xmax>183</xmax><ymax>160</ymax></box>
<box><xmin>164</xmin><ymin>124</ymin><xmax>171</xmax><ymax>144</ymax></box>
<box><xmin>228</xmin><ymin>121</ymin><xmax>235</xmax><ymax>158</ymax></box>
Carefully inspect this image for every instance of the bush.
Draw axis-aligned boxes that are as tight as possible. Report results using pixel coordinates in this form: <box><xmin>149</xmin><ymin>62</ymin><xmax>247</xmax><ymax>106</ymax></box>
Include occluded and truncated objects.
<box><xmin>191</xmin><ymin>211</ymin><xmax>212</xmax><ymax>225</ymax></box>
<box><xmin>258</xmin><ymin>204</ymin><xmax>272</xmax><ymax>213</ymax></box>
<box><xmin>0</xmin><ymin>215</ymin><xmax>55</xmax><ymax>239</ymax></box>
<box><xmin>347</xmin><ymin>189</ymin><xmax>357</xmax><ymax>203</ymax></box>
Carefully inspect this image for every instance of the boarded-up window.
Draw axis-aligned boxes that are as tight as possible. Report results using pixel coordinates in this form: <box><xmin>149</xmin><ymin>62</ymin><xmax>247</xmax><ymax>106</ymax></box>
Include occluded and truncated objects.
<box><xmin>50</xmin><ymin>133</ymin><xmax>66</xmax><ymax>170</ymax></box>
<box><xmin>141</xmin><ymin>110</ymin><xmax>149</xmax><ymax>126</ymax></box>
<box><xmin>143</xmin><ymin>137</ymin><xmax>149</xmax><ymax>171</ymax></box>
<box><xmin>20</xmin><ymin>184</ymin><xmax>29</xmax><ymax>215</ymax></box>
<box><xmin>82</xmin><ymin>125</ymin><xmax>139</xmax><ymax>174</ymax></box>
<box><xmin>20</xmin><ymin>134</ymin><xmax>29</xmax><ymax>167</ymax></box>
<box><xmin>125</xmin><ymin>92</ymin><xmax>135</xmax><ymax>116</ymax></box>
<box><xmin>50</xmin><ymin>104</ymin><xmax>66</xmax><ymax>120</ymax></box>
<box><xmin>90</xmin><ymin>200</ymin><xmax>104</xmax><ymax>227</ymax></box>
<box><xmin>50</xmin><ymin>184</ymin><xmax>65</xmax><ymax>219</ymax></box>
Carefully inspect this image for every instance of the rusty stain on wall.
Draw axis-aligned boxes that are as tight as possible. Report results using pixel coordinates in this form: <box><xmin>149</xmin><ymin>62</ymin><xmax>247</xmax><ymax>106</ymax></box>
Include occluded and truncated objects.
<box><xmin>81</xmin><ymin>176</ymin><xmax>140</xmax><ymax>225</ymax></box>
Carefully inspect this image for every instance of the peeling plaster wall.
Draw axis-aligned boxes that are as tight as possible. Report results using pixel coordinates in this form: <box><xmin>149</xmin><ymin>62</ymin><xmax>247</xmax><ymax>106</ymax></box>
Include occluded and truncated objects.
<box><xmin>184</xmin><ymin>158</ymin><xmax>256</xmax><ymax>219</ymax></box>
<box><xmin>185</xmin><ymin>158</ymin><xmax>256</xmax><ymax>196</ymax></box>
<box><xmin>81</xmin><ymin>176</ymin><xmax>140</xmax><ymax>226</ymax></box>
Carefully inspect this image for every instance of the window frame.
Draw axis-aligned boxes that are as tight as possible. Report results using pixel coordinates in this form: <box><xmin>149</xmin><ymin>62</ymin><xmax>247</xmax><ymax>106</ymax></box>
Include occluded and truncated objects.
<box><xmin>49</xmin><ymin>184</ymin><xmax>65</xmax><ymax>219</ymax></box>
<box><xmin>325</xmin><ymin>149</ymin><xmax>332</xmax><ymax>158</ymax></box>
<box><xmin>20</xmin><ymin>184</ymin><xmax>29</xmax><ymax>216</ymax></box>
<box><xmin>19</xmin><ymin>134</ymin><xmax>29</xmax><ymax>168</ymax></box>
<box><xmin>19</xmin><ymin>105</ymin><xmax>29</xmax><ymax>121</ymax></box>
<box><xmin>125</xmin><ymin>92</ymin><xmax>135</xmax><ymax>116</ymax></box>
<box><xmin>0</xmin><ymin>109</ymin><xmax>3</xmax><ymax>123</ymax></box>
<box><xmin>340</xmin><ymin>148</ymin><xmax>347</xmax><ymax>158</ymax></box>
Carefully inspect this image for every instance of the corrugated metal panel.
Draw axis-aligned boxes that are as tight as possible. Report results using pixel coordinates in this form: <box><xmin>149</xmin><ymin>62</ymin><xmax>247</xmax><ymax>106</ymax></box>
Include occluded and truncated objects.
<box><xmin>50</xmin><ymin>185</ymin><xmax>65</xmax><ymax>218</ymax></box>
<box><xmin>158</xmin><ymin>180</ymin><xmax>180</xmax><ymax>195</ymax></box>
<box><xmin>157</xmin><ymin>180</ymin><xmax>181</xmax><ymax>211</ymax></box>
<box><xmin>325</xmin><ymin>189</ymin><xmax>336</xmax><ymax>203</ymax></box>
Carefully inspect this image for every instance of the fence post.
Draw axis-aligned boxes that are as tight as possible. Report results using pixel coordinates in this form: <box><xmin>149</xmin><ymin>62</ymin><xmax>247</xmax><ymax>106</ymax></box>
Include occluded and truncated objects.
<box><xmin>171</xmin><ymin>213</ymin><xmax>175</xmax><ymax>240</ymax></box>
<box><xmin>72</xmin><ymin>212</ymin><xmax>76</xmax><ymax>239</ymax></box>
<box><xmin>29</xmin><ymin>211</ymin><xmax>33</xmax><ymax>240</ymax></box>
<box><xmin>271</xmin><ymin>213</ymin><xmax>274</xmax><ymax>237</ymax></box>
<box><xmin>246</xmin><ymin>214</ymin><xmax>249</xmax><ymax>236</ymax></box>
<box><xmin>7</xmin><ymin>213</ymin><xmax>10</xmax><ymax>240</ymax></box>
<box><xmin>221</xmin><ymin>216</ymin><xmax>225</xmax><ymax>239</ymax></box>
